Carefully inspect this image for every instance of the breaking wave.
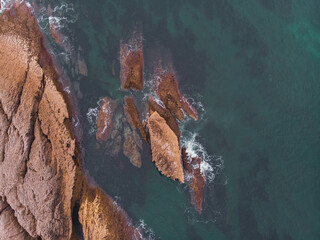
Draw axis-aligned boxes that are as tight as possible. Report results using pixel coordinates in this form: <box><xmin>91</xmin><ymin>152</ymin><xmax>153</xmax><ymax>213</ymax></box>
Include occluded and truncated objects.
<box><xmin>86</xmin><ymin>98</ymin><xmax>104</xmax><ymax>135</ymax></box>
<box><xmin>37</xmin><ymin>1</ymin><xmax>77</xmax><ymax>31</ymax></box>
<box><xmin>180</xmin><ymin>127</ymin><xmax>223</xmax><ymax>184</ymax></box>
<box><xmin>0</xmin><ymin>0</ymin><xmax>26</xmax><ymax>14</ymax></box>
<box><xmin>135</xmin><ymin>219</ymin><xmax>156</xmax><ymax>240</ymax></box>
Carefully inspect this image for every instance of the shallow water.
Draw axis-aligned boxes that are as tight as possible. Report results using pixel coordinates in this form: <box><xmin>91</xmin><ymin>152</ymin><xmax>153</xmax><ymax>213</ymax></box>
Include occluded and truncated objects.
<box><xmin>6</xmin><ymin>0</ymin><xmax>320</xmax><ymax>239</ymax></box>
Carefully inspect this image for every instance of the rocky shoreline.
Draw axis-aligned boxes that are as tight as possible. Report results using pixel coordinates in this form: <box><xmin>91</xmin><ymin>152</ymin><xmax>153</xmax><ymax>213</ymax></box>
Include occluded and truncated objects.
<box><xmin>0</xmin><ymin>2</ymin><xmax>142</xmax><ymax>240</ymax></box>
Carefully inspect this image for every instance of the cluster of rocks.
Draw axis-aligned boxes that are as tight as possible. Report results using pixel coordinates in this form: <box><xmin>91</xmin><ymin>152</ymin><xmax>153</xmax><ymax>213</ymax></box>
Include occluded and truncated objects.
<box><xmin>96</xmin><ymin>31</ymin><xmax>205</xmax><ymax>214</ymax></box>
<box><xmin>0</xmin><ymin>3</ymin><xmax>142</xmax><ymax>240</ymax></box>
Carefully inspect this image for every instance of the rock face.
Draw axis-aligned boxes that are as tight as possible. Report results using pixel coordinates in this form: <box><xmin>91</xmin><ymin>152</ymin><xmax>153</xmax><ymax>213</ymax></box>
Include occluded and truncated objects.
<box><xmin>124</xmin><ymin>96</ymin><xmax>147</xmax><ymax>142</ymax></box>
<box><xmin>181</xmin><ymin>148</ymin><xmax>205</xmax><ymax>214</ymax></box>
<box><xmin>0</xmin><ymin>198</ymin><xmax>35</xmax><ymax>240</ymax></box>
<box><xmin>120</xmin><ymin>33</ymin><xmax>143</xmax><ymax>90</ymax></box>
<box><xmin>96</xmin><ymin>97</ymin><xmax>119</xmax><ymax>142</ymax></box>
<box><xmin>79</xmin><ymin>182</ymin><xmax>142</xmax><ymax>240</ymax></box>
<box><xmin>148</xmin><ymin>112</ymin><xmax>184</xmax><ymax>183</ymax></box>
<box><xmin>0</xmin><ymin>3</ymin><xmax>143</xmax><ymax>240</ymax></box>
<box><xmin>155</xmin><ymin>72</ymin><xmax>184</xmax><ymax>121</ymax></box>
<box><xmin>148</xmin><ymin>96</ymin><xmax>180</xmax><ymax>139</ymax></box>
<box><xmin>0</xmin><ymin>3</ymin><xmax>76</xmax><ymax>239</ymax></box>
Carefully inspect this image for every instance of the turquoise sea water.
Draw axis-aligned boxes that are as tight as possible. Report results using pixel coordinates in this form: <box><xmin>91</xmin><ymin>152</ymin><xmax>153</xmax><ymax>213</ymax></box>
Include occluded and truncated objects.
<box><xmin>6</xmin><ymin>0</ymin><xmax>320</xmax><ymax>239</ymax></box>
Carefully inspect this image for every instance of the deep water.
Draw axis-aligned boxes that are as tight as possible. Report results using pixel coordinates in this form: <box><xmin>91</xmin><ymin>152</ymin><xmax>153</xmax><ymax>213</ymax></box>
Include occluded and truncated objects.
<box><xmin>22</xmin><ymin>0</ymin><xmax>320</xmax><ymax>239</ymax></box>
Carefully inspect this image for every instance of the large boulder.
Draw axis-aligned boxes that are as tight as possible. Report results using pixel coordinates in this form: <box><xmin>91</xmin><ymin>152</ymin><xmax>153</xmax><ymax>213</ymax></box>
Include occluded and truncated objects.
<box><xmin>148</xmin><ymin>111</ymin><xmax>184</xmax><ymax>183</ymax></box>
<box><xmin>120</xmin><ymin>33</ymin><xmax>143</xmax><ymax>90</ymax></box>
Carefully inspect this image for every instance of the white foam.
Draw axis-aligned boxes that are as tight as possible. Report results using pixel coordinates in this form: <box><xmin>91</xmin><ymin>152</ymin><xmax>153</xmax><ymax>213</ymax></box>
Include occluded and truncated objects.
<box><xmin>0</xmin><ymin>0</ymin><xmax>22</xmax><ymax>14</ymax></box>
<box><xmin>135</xmin><ymin>219</ymin><xmax>155</xmax><ymax>240</ymax></box>
<box><xmin>181</xmin><ymin>130</ymin><xmax>224</xmax><ymax>183</ymax></box>
<box><xmin>86</xmin><ymin>106</ymin><xmax>99</xmax><ymax>135</ymax></box>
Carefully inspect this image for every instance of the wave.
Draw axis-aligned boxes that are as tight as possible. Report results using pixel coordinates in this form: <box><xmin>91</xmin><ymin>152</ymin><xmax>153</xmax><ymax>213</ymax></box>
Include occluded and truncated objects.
<box><xmin>180</xmin><ymin>129</ymin><xmax>224</xmax><ymax>184</ymax></box>
<box><xmin>135</xmin><ymin>219</ymin><xmax>156</xmax><ymax>240</ymax></box>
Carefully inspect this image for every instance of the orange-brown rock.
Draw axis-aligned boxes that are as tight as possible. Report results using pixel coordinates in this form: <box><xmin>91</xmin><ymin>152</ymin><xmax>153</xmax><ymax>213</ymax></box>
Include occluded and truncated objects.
<box><xmin>0</xmin><ymin>198</ymin><xmax>35</xmax><ymax>240</ymax></box>
<box><xmin>181</xmin><ymin>147</ymin><xmax>205</xmax><ymax>214</ymax></box>
<box><xmin>123</xmin><ymin>124</ymin><xmax>142</xmax><ymax>168</ymax></box>
<box><xmin>79</xmin><ymin>183</ymin><xmax>142</xmax><ymax>240</ymax></box>
<box><xmin>155</xmin><ymin>72</ymin><xmax>184</xmax><ymax>121</ymax></box>
<box><xmin>49</xmin><ymin>21</ymin><xmax>64</xmax><ymax>45</ymax></box>
<box><xmin>148</xmin><ymin>96</ymin><xmax>180</xmax><ymax>139</ymax></box>
<box><xmin>96</xmin><ymin>97</ymin><xmax>119</xmax><ymax>142</ymax></box>
<box><xmin>124</xmin><ymin>96</ymin><xmax>147</xmax><ymax>142</ymax></box>
<box><xmin>180</xmin><ymin>95</ymin><xmax>199</xmax><ymax>121</ymax></box>
<box><xmin>0</xmin><ymin>3</ymin><xmax>147</xmax><ymax>240</ymax></box>
<box><xmin>148</xmin><ymin>111</ymin><xmax>184</xmax><ymax>183</ymax></box>
<box><xmin>120</xmin><ymin>33</ymin><xmax>143</xmax><ymax>90</ymax></box>
<box><xmin>0</xmin><ymin>3</ymin><xmax>77</xmax><ymax>239</ymax></box>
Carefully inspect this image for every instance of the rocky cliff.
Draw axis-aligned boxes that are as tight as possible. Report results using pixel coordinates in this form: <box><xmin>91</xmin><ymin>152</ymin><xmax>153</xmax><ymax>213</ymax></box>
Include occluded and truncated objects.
<box><xmin>0</xmin><ymin>2</ymin><xmax>142</xmax><ymax>240</ymax></box>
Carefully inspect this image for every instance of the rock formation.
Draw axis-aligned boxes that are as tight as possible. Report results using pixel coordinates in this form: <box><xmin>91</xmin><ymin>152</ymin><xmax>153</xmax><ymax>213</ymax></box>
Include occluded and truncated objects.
<box><xmin>155</xmin><ymin>72</ymin><xmax>184</xmax><ymax>121</ymax></box>
<box><xmin>79</xmin><ymin>182</ymin><xmax>142</xmax><ymax>240</ymax></box>
<box><xmin>0</xmin><ymin>3</ymin><xmax>144</xmax><ymax>240</ymax></box>
<box><xmin>0</xmin><ymin>198</ymin><xmax>35</xmax><ymax>240</ymax></box>
<box><xmin>180</xmin><ymin>95</ymin><xmax>199</xmax><ymax>121</ymax></box>
<box><xmin>148</xmin><ymin>111</ymin><xmax>184</xmax><ymax>183</ymax></box>
<box><xmin>96</xmin><ymin>97</ymin><xmax>119</xmax><ymax>142</ymax></box>
<box><xmin>124</xmin><ymin>96</ymin><xmax>147</xmax><ymax>142</ymax></box>
<box><xmin>181</xmin><ymin>147</ymin><xmax>205</xmax><ymax>214</ymax></box>
<box><xmin>120</xmin><ymin>33</ymin><xmax>143</xmax><ymax>90</ymax></box>
<box><xmin>148</xmin><ymin>96</ymin><xmax>180</xmax><ymax>139</ymax></box>
<box><xmin>123</xmin><ymin>124</ymin><xmax>143</xmax><ymax>168</ymax></box>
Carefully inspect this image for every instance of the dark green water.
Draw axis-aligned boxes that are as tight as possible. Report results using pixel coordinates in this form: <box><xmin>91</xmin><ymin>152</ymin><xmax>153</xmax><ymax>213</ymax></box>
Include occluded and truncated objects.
<box><xmin>30</xmin><ymin>0</ymin><xmax>320</xmax><ymax>239</ymax></box>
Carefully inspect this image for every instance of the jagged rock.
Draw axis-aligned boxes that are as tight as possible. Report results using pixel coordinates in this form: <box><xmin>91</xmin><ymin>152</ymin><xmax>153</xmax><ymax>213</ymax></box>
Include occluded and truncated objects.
<box><xmin>124</xmin><ymin>96</ymin><xmax>147</xmax><ymax>142</ymax></box>
<box><xmin>0</xmin><ymin>3</ymin><xmax>147</xmax><ymax>240</ymax></box>
<box><xmin>120</xmin><ymin>33</ymin><xmax>143</xmax><ymax>90</ymax></box>
<box><xmin>96</xmin><ymin>97</ymin><xmax>119</xmax><ymax>142</ymax></box>
<box><xmin>148</xmin><ymin>111</ymin><xmax>184</xmax><ymax>183</ymax></box>
<box><xmin>79</xmin><ymin>182</ymin><xmax>142</xmax><ymax>240</ymax></box>
<box><xmin>181</xmin><ymin>147</ymin><xmax>205</xmax><ymax>214</ymax></box>
<box><xmin>0</xmin><ymin>3</ymin><xmax>77</xmax><ymax>239</ymax></box>
<box><xmin>155</xmin><ymin>72</ymin><xmax>184</xmax><ymax>121</ymax></box>
<box><xmin>148</xmin><ymin>96</ymin><xmax>180</xmax><ymax>139</ymax></box>
<box><xmin>180</xmin><ymin>95</ymin><xmax>198</xmax><ymax>121</ymax></box>
<box><xmin>0</xmin><ymin>198</ymin><xmax>35</xmax><ymax>240</ymax></box>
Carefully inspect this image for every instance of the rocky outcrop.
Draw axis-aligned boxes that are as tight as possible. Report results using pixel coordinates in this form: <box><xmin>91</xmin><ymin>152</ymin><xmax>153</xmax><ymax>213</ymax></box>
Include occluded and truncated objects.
<box><xmin>181</xmin><ymin>148</ymin><xmax>205</xmax><ymax>214</ymax></box>
<box><xmin>148</xmin><ymin>96</ymin><xmax>180</xmax><ymax>139</ymax></box>
<box><xmin>0</xmin><ymin>3</ymin><xmax>143</xmax><ymax>240</ymax></box>
<box><xmin>124</xmin><ymin>96</ymin><xmax>147</xmax><ymax>142</ymax></box>
<box><xmin>155</xmin><ymin>72</ymin><xmax>184</xmax><ymax>121</ymax></box>
<box><xmin>148</xmin><ymin>112</ymin><xmax>184</xmax><ymax>183</ymax></box>
<box><xmin>0</xmin><ymin>198</ymin><xmax>35</xmax><ymax>240</ymax></box>
<box><xmin>180</xmin><ymin>95</ymin><xmax>198</xmax><ymax>121</ymax></box>
<box><xmin>120</xmin><ymin>33</ymin><xmax>143</xmax><ymax>90</ymax></box>
<box><xmin>79</xmin><ymin>182</ymin><xmax>142</xmax><ymax>240</ymax></box>
<box><xmin>96</xmin><ymin>97</ymin><xmax>119</xmax><ymax>142</ymax></box>
<box><xmin>0</xmin><ymin>3</ymin><xmax>77</xmax><ymax>239</ymax></box>
<box><xmin>123</xmin><ymin>124</ymin><xmax>143</xmax><ymax>168</ymax></box>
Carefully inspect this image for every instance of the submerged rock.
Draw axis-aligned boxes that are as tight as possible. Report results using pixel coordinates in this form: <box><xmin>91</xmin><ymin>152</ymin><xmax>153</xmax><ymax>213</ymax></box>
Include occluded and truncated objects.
<box><xmin>180</xmin><ymin>95</ymin><xmax>199</xmax><ymax>121</ymax></box>
<box><xmin>96</xmin><ymin>97</ymin><xmax>119</xmax><ymax>142</ymax></box>
<box><xmin>124</xmin><ymin>96</ymin><xmax>147</xmax><ymax>142</ymax></box>
<box><xmin>120</xmin><ymin>32</ymin><xmax>144</xmax><ymax>90</ymax></box>
<box><xmin>148</xmin><ymin>111</ymin><xmax>184</xmax><ymax>183</ymax></box>
<box><xmin>123</xmin><ymin>124</ymin><xmax>142</xmax><ymax>168</ymax></box>
<box><xmin>181</xmin><ymin>147</ymin><xmax>205</xmax><ymax>214</ymax></box>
